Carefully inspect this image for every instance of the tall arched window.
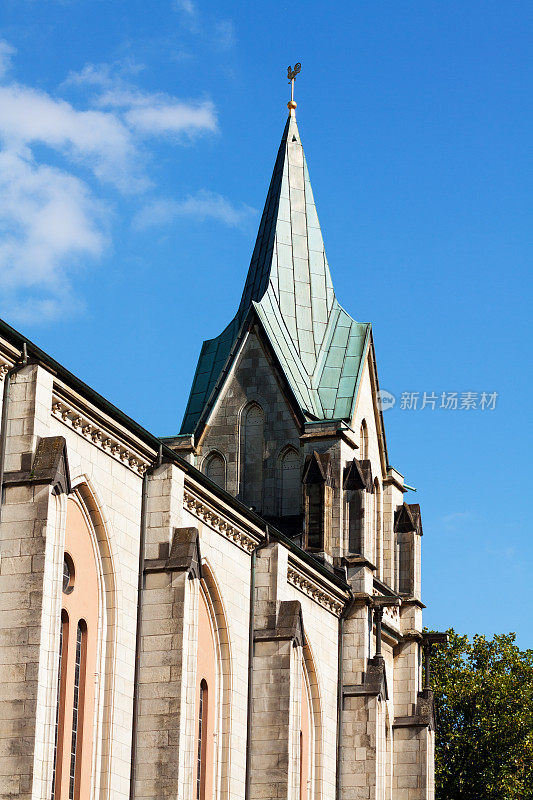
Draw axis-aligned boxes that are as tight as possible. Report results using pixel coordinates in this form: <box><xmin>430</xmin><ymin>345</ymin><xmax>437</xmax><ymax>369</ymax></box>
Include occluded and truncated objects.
<box><xmin>53</xmin><ymin>497</ymin><xmax>99</xmax><ymax>800</ymax></box>
<box><xmin>374</xmin><ymin>480</ymin><xmax>382</xmax><ymax>579</ymax></box>
<box><xmin>359</xmin><ymin>419</ymin><xmax>368</xmax><ymax>461</ymax></box>
<box><xmin>241</xmin><ymin>403</ymin><xmax>264</xmax><ymax>511</ymax></box>
<box><xmin>280</xmin><ymin>448</ymin><xmax>300</xmax><ymax>517</ymax></box>
<box><xmin>195</xmin><ymin>587</ymin><xmax>217</xmax><ymax>800</ymax></box>
<box><xmin>204</xmin><ymin>452</ymin><xmax>226</xmax><ymax>490</ymax></box>
<box><xmin>197</xmin><ymin>680</ymin><xmax>208</xmax><ymax>800</ymax></box>
<box><xmin>300</xmin><ymin>665</ymin><xmax>312</xmax><ymax>800</ymax></box>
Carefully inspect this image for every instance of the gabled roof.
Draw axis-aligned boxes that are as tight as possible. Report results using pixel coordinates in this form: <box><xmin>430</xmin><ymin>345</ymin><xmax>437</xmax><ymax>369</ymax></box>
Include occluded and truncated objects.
<box><xmin>180</xmin><ymin>112</ymin><xmax>370</xmax><ymax>436</ymax></box>
<box><xmin>394</xmin><ymin>503</ymin><xmax>423</xmax><ymax>535</ymax></box>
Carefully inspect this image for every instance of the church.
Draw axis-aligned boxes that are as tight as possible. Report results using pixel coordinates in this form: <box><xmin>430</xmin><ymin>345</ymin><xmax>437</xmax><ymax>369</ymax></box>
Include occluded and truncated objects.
<box><xmin>0</xmin><ymin>79</ymin><xmax>443</xmax><ymax>800</ymax></box>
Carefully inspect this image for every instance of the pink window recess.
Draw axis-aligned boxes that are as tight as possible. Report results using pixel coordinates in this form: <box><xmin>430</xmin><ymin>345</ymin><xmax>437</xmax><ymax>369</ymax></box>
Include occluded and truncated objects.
<box><xmin>300</xmin><ymin>666</ymin><xmax>312</xmax><ymax>800</ymax></box>
<box><xmin>195</xmin><ymin>587</ymin><xmax>217</xmax><ymax>800</ymax></box>
<box><xmin>53</xmin><ymin>498</ymin><xmax>99</xmax><ymax>800</ymax></box>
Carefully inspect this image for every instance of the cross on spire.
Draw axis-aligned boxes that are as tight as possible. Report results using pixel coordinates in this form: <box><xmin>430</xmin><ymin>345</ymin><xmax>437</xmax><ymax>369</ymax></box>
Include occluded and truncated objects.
<box><xmin>287</xmin><ymin>62</ymin><xmax>301</xmax><ymax>114</ymax></box>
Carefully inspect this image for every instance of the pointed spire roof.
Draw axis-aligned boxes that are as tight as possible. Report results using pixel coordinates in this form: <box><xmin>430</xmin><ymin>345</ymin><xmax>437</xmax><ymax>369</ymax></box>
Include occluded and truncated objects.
<box><xmin>180</xmin><ymin>111</ymin><xmax>370</xmax><ymax>436</ymax></box>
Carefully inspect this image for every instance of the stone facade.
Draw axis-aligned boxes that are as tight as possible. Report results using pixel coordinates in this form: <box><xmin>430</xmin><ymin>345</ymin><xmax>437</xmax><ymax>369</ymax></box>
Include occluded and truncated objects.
<box><xmin>0</xmin><ymin>104</ymin><xmax>440</xmax><ymax>800</ymax></box>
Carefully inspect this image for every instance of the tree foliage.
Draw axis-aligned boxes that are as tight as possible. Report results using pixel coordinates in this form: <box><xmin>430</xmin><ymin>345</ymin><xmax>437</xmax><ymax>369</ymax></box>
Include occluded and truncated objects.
<box><xmin>430</xmin><ymin>629</ymin><xmax>533</xmax><ymax>799</ymax></box>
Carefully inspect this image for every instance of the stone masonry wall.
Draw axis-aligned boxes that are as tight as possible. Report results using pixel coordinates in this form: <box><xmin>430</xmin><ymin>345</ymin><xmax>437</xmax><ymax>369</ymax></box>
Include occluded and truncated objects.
<box><xmin>199</xmin><ymin>330</ymin><xmax>301</xmax><ymax>516</ymax></box>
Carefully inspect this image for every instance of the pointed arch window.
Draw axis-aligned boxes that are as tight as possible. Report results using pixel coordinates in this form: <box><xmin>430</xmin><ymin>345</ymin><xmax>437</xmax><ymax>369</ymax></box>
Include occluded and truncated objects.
<box><xmin>299</xmin><ymin>645</ymin><xmax>319</xmax><ymax>800</ymax></box>
<box><xmin>204</xmin><ymin>452</ymin><xmax>226</xmax><ymax>490</ymax></box>
<box><xmin>196</xmin><ymin>680</ymin><xmax>208</xmax><ymax>800</ymax></box>
<box><xmin>195</xmin><ymin>587</ymin><xmax>218</xmax><ymax>800</ymax></box>
<box><xmin>51</xmin><ymin>611</ymin><xmax>68</xmax><ymax>800</ymax></box>
<box><xmin>303</xmin><ymin>452</ymin><xmax>333</xmax><ymax>553</ymax></box>
<box><xmin>359</xmin><ymin>419</ymin><xmax>368</xmax><ymax>461</ymax></box>
<box><xmin>280</xmin><ymin>447</ymin><xmax>300</xmax><ymax>517</ymax></box>
<box><xmin>374</xmin><ymin>480</ymin><xmax>382</xmax><ymax>578</ymax></box>
<box><xmin>53</xmin><ymin>498</ymin><xmax>99</xmax><ymax>800</ymax></box>
<box><xmin>241</xmin><ymin>403</ymin><xmax>264</xmax><ymax>511</ymax></box>
<box><xmin>69</xmin><ymin>620</ymin><xmax>87</xmax><ymax>799</ymax></box>
<box><xmin>300</xmin><ymin>668</ymin><xmax>312</xmax><ymax>800</ymax></box>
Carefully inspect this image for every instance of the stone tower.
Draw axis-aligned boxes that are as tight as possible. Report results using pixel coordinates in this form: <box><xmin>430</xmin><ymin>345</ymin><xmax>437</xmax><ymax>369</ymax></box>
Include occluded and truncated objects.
<box><xmin>172</xmin><ymin>101</ymin><xmax>439</xmax><ymax>798</ymax></box>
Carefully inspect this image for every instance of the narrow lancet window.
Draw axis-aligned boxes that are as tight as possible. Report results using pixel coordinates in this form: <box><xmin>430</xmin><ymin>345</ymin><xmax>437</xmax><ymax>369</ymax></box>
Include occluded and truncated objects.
<box><xmin>51</xmin><ymin>611</ymin><xmax>68</xmax><ymax>800</ymax></box>
<box><xmin>242</xmin><ymin>403</ymin><xmax>264</xmax><ymax>510</ymax></box>
<box><xmin>197</xmin><ymin>680</ymin><xmax>208</xmax><ymax>800</ymax></box>
<box><xmin>280</xmin><ymin>448</ymin><xmax>300</xmax><ymax>517</ymax></box>
<box><xmin>69</xmin><ymin>621</ymin><xmax>87</xmax><ymax>800</ymax></box>
<box><xmin>204</xmin><ymin>452</ymin><xmax>225</xmax><ymax>490</ymax></box>
<box><xmin>303</xmin><ymin>452</ymin><xmax>333</xmax><ymax>554</ymax></box>
<box><xmin>359</xmin><ymin>419</ymin><xmax>368</xmax><ymax>461</ymax></box>
<box><xmin>374</xmin><ymin>480</ymin><xmax>382</xmax><ymax>578</ymax></box>
<box><xmin>306</xmin><ymin>483</ymin><xmax>323</xmax><ymax>550</ymax></box>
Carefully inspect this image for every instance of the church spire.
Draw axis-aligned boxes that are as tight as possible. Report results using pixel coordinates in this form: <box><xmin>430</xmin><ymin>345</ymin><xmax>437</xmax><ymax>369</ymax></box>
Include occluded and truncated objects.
<box><xmin>180</xmin><ymin>83</ymin><xmax>370</xmax><ymax>437</ymax></box>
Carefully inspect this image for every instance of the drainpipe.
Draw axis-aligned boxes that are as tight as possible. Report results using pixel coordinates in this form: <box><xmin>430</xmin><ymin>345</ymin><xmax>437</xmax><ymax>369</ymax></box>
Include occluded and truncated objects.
<box><xmin>129</xmin><ymin>444</ymin><xmax>162</xmax><ymax>800</ymax></box>
<box><xmin>0</xmin><ymin>343</ymin><xmax>28</xmax><ymax>524</ymax></box>
<box><xmin>244</xmin><ymin>525</ymin><xmax>270</xmax><ymax>800</ymax></box>
<box><xmin>336</xmin><ymin>587</ymin><xmax>356</xmax><ymax>800</ymax></box>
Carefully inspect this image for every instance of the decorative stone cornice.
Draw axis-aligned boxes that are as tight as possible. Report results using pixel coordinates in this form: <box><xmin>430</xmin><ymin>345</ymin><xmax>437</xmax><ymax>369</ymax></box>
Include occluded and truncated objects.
<box><xmin>287</xmin><ymin>564</ymin><xmax>345</xmax><ymax>616</ymax></box>
<box><xmin>183</xmin><ymin>489</ymin><xmax>259</xmax><ymax>554</ymax></box>
<box><xmin>52</xmin><ymin>397</ymin><xmax>151</xmax><ymax>476</ymax></box>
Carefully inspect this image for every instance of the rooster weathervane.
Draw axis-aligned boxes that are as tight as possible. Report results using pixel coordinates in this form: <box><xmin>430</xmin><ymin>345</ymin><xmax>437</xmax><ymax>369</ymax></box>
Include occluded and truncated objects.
<box><xmin>287</xmin><ymin>62</ymin><xmax>301</xmax><ymax>106</ymax></box>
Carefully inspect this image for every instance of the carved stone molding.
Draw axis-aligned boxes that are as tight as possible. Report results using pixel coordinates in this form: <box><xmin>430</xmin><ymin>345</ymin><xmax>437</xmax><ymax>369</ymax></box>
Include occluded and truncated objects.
<box><xmin>287</xmin><ymin>565</ymin><xmax>345</xmax><ymax>616</ymax></box>
<box><xmin>183</xmin><ymin>489</ymin><xmax>258</xmax><ymax>554</ymax></box>
<box><xmin>0</xmin><ymin>362</ymin><xmax>11</xmax><ymax>380</ymax></box>
<box><xmin>52</xmin><ymin>398</ymin><xmax>150</xmax><ymax>476</ymax></box>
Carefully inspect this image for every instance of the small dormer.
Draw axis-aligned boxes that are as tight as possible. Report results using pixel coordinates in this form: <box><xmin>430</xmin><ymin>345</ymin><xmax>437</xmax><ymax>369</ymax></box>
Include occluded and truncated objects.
<box><xmin>394</xmin><ymin>502</ymin><xmax>423</xmax><ymax>597</ymax></box>
<box><xmin>302</xmin><ymin>451</ymin><xmax>334</xmax><ymax>555</ymax></box>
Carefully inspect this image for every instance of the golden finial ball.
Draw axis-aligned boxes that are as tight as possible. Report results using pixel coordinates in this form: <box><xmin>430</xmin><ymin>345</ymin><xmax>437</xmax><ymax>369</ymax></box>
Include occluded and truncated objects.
<box><xmin>287</xmin><ymin>100</ymin><xmax>297</xmax><ymax>112</ymax></box>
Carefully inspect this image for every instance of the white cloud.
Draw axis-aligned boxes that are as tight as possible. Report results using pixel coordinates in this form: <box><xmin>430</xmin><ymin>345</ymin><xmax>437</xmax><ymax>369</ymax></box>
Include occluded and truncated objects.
<box><xmin>125</xmin><ymin>99</ymin><xmax>216</xmax><ymax>137</ymax></box>
<box><xmin>0</xmin><ymin>49</ymin><xmax>253</xmax><ymax>324</ymax></box>
<box><xmin>0</xmin><ymin>84</ymin><xmax>142</xmax><ymax>191</ymax></box>
<box><xmin>0</xmin><ymin>149</ymin><xmax>105</xmax><ymax>322</ymax></box>
<box><xmin>134</xmin><ymin>190</ymin><xmax>256</xmax><ymax>230</ymax></box>
<box><xmin>65</xmin><ymin>65</ymin><xmax>218</xmax><ymax>138</ymax></box>
<box><xmin>0</xmin><ymin>40</ymin><xmax>15</xmax><ymax>79</ymax></box>
<box><xmin>63</xmin><ymin>59</ymin><xmax>144</xmax><ymax>91</ymax></box>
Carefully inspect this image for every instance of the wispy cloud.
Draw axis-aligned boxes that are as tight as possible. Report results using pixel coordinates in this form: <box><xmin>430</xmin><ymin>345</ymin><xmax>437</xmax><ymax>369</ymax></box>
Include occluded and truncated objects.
<box><xmin>175</xmin><ymin>0</ymin><xmax>196</xmax><ymax>15</ymax></box>
<box><xmin>134</xmin><ymin>190</ymin><xmax>256</xmax><ymax>231</ymax></box>
<box><xmin>440</xmin><ymin>511</ymin><xmax>472</xmax><ymax>529</ymax></box>
<box><xmin>0</xmin><ymin>41</ymin><xmax>15</xmax><ymax>79</ymax></box>
<box><xmin>66</xmin><ymin>63</ymin><xmax>217</xmax><ymax>139</ymax></box>
<box><xmin>171</xmin><ymin>0</ymin><xmax>236</xmax><ymax>52</ymax></box>
<box><xmin>0</xmin><ymin>46</ymin><xmax>241</xmax><ymax>324</ymax></box>
<box><xmin>213</xmin><ymin>20</ymin><xmax>236</xmax><ymax>52</ymax></box>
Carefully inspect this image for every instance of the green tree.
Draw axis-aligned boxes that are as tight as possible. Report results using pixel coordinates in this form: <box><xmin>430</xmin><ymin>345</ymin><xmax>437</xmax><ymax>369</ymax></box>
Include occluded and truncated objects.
<box><xmin>430</xmin><ymin>629</ymin><xmax>533</xmax><ymax>800</ymax></box>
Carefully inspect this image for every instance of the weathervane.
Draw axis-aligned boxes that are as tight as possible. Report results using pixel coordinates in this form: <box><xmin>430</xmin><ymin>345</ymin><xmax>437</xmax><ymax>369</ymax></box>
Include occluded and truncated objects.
<box><xmin>287</xmin><ymin>62</ymin><xmax>301</xmax><ymax>114</ymax></box>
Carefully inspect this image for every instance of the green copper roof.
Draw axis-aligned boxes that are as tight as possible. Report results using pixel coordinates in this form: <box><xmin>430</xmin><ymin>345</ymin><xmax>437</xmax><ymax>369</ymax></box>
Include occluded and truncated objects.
<box><xmin>180</xmin><ymin>113</ymin><xmax>370</xmax><ymax>435</ymax></box>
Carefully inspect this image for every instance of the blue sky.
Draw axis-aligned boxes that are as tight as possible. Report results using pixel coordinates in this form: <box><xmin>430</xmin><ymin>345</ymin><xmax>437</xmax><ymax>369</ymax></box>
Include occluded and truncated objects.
<box><xmin>1</xmin><ymin>1</ymin><xmax>531</xmax><ymax>646</ymax></box>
